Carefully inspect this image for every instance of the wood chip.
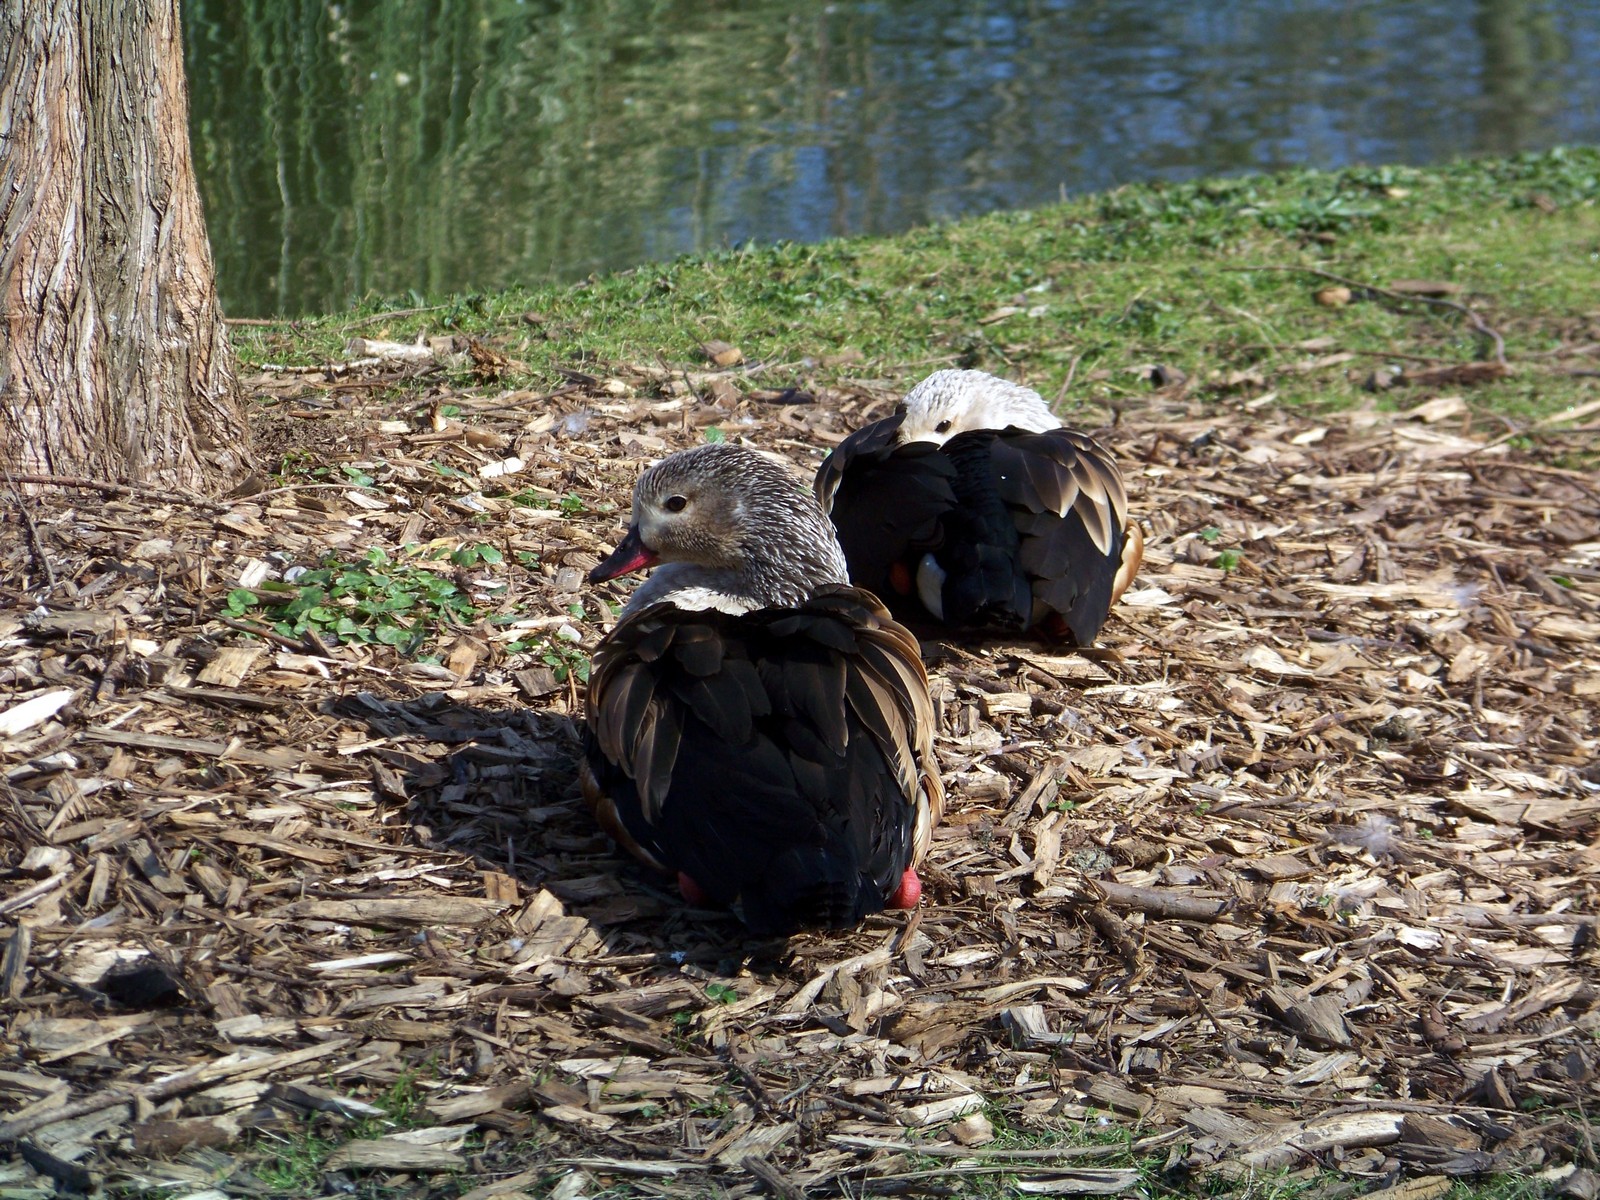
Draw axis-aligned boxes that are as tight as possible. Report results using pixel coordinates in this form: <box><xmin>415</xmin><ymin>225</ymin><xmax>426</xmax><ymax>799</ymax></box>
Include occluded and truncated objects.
<box><xmin>4</xmin><ymin>371</ymin><xmax>1594</xmax><ymax>1190</ymax></box>
<box><xmin>323</xmin><ymin>1137</ymin><xmax>466</xmax><ymax>1172</ymax></box>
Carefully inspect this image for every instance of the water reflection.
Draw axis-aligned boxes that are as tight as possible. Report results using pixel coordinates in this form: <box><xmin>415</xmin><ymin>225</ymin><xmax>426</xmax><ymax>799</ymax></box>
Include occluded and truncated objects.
<box><xmin>182</xmin><ymin>0</ymin><xmax>1600</xmax><ymax>317</ymax></box>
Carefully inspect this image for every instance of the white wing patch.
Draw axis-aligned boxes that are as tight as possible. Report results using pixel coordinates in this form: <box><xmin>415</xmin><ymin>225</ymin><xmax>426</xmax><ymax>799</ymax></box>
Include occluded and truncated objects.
<box><xmin>654</xmin><ymin>586</ymin><xmax>761</xmax><ymax>615</ymax></box>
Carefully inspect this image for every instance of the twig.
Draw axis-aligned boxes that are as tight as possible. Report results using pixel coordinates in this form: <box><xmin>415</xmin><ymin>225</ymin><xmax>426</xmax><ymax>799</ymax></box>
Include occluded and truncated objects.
<box><xmin>215</xmin><ymin>617</ymin><xmax>315</xmax><ymax>652</ymax></box>
<box><xmin>222</xmin><ymin>317</ymin><xmax>280</xmax><ymax>326</ymax></box>
<box><xmin>5</xmin><ymin>472</ymin><xmax>56</xmax><ymax>592</ymax></box>
<box><xmin>854</xmin><ymin>1165</ymin><xmax>1142</xmax><ymax>1190</ymax></box>
<box><xmin>1237</xmin><ymin>344</ymin><xmax>1451</xmax><ymax>365</ymax></box>
<box><xmin>0</xmin><ymin>1038</ymin><xmax>350</xmax><ymax>1142</ymax></box>
<box><xmin>1165</xmin><ymin>1073</ymin><xmax>1508</xmax><ymax>1114</ymax></box>
<box><xmin>1053</xmin><ymin>351</ymin><xmax>1086</xmax><ymax>407</ymax></box>
<box><xmin>1523</xmin><ymin>341</ymin><xmax>1600</xmax><ymax>359</ymax></box>
<box><xmin>451</xmin><ymin>383</ymin><xmax>585</xmax><ymax>416</ymax></box>
<box><xmin>1225</xmin><ymin>264</ymin><xmax>1508</xmax><ymax>366</ymax></box>
<box><xmin>1082</xmin><ymin>901</ymin><xmax>1144</xmax><ymax>976</ymax></box>
<box><xmin>743</xmin><ymin>1156</ymin><xmax>808</xmax><ymax>1200</ymax></box>
<box><xmin>338</xmin><ymin>304</ymin><xmax>449</xmax><ymax>331</ymax></box>
<box><xmin>828</xmin><ymin>1128</ymin><xmax>1186</xmax><ymax>1159</ymax></box>
<box><xmin>725</xmin><ymin>1049</ymin><xmax>785</xmax><ymax>1121</ymax></box>
<box><xmin>1094</xmin><ymin>880</ymin><xmax>1231</xmax><ymax>922</ymax></box>
<box><xmin>254</xmin><ymin>356</ymin><xmax>385</xmax><ymax>376</ymax></box>
<box><xmin>3</xmin><ymin>473</ymin><xmax>231</xmax><ymax>511</ymax></box>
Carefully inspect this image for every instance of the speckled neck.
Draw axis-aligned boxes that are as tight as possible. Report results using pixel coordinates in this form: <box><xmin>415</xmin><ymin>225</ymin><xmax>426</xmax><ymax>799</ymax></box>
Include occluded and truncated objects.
<box><xmin>621</xmin><ymin>445</ymin><xmax>850</xmax><ymax>616</ymax></box>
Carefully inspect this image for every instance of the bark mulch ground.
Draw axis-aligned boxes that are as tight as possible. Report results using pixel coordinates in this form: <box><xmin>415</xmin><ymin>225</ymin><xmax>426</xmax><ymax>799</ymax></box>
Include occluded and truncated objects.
<box><xmin>2</xmin><ymin>357</ymin><xmax>1597</xmax><ymax>1198</ymax></box>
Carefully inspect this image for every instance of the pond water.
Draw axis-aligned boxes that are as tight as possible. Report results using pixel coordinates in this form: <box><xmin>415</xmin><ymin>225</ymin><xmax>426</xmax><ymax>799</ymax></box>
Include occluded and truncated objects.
<box><xmin>183</xmin><ymin>0</ymin><xmax>1600</xmax><ymax>318</ymax></box>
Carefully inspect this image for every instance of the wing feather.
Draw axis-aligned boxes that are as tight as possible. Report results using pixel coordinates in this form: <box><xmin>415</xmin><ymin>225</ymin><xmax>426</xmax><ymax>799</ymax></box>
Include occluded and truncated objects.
<box><xmin>581</xmin><ymin>584</ymin><xmax>943</xmax><ymax>932</ymax></box>
<box><xmin>990</xmin><ymin>427</ymin><xmax>1139</xmax><ymax>642</ymax></box>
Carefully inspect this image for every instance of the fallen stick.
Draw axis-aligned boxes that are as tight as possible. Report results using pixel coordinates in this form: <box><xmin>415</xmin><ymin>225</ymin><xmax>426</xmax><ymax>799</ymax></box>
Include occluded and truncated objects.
<box><xmin>2</xmin><ymin>473</ymin><xmax>230</xmax><ymax>511</ymax></box>
<box><xmin>1039</xmin><ymin>879</ymin><xmax>1231</xmax><ymax>922</ymax></box>
<box><xmin>1096</xmin><ymin>880</ymin><xmax>1232</xmax><ymax>921</ymax></box>
<box><xmin>0</xmin><ymin>1038</ymin><xmax>351</xmax><ymax>1143</ymax></box>
<box><xmin>743</xmin><ymin>1156</ymin><xmax>808</xmax><ymax>1200</ymax></box>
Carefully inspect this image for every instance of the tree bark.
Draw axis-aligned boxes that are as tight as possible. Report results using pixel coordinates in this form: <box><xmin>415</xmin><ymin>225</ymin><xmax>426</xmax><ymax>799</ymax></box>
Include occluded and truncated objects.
<box><xmin>0</xmin><ymin>0</ymin><xmax>252</xmax><ymax>493</ymax></box>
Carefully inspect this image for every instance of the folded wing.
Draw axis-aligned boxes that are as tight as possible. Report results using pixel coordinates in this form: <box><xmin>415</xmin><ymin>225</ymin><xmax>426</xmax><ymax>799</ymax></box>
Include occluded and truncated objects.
<box><xmin>581</xmin><ymin>585</ymin><xmax>943</xmax><ymax>936</ymax></box>
<box><xmin>992</xmin><ymin>427</ymin><xmax>1144</xmax><ymax>644</ymax></box>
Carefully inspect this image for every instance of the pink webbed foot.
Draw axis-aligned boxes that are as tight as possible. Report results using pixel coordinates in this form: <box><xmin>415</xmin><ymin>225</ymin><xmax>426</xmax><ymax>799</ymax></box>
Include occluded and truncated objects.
<box><xmin>886</xmin><ymin>868</ymin><xmax>921</xmax><ymax>910</ymax></box>
<box><xmin>677</xmin><ymin>872</ymin><xmax>710</xmax><ymax>907</ymax></box>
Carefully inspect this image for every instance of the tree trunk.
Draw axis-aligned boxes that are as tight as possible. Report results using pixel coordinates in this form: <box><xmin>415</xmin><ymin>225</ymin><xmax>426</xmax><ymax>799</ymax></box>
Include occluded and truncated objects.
<box><xmin>0</xmin><ymin>0</ymin><xmax>252</xmax><ymax>493</ymax></box>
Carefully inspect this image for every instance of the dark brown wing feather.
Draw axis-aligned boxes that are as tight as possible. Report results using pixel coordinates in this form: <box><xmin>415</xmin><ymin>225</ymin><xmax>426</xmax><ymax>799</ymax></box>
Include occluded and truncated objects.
<box><xmin>582</xmin><ymin>585</ymin><xmax>942</xmax><ymax>936</ymax></box>
<box><xmin>992</xmin><ymin>427</ymin><xmax>1140</xmax><ymax>644</ymax></box>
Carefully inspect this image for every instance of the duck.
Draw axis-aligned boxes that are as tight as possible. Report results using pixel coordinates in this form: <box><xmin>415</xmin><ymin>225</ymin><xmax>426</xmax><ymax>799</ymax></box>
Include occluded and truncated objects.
<box><xmin>580</xmin><ymin>443</ymin><xmax>945</xmax><ymax>937</ymax></box>
<box><xmin>814</xmin><ymin>368</ymin><xmax>1144</xmax><ymax>645</ymax></box>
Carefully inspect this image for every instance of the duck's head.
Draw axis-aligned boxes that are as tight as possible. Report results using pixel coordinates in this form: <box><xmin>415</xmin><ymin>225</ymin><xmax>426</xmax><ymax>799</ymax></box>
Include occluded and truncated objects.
<box><xmin>590</xmin><ymin>444</ymin><xmax>849</xmax><ymax>609</ymax></box>
<box><xmin>895</xmin><ymin>368</ymin><xmax>1060</xmax><ymax>446</ymax></box>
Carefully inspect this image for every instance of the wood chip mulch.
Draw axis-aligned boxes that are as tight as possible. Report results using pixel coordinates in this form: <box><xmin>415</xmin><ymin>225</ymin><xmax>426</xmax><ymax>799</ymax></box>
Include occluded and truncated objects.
<box><xmin>2</xmin><ymin>361</ymin><xmax>1597</xmax><ymax>1198</ymax></box>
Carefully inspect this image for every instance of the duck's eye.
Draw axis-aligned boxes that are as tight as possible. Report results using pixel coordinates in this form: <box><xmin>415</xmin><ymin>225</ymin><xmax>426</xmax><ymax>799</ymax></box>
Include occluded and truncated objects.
<box><xmin>663</xmin><ymin>495</ymin><xmax>689</xmax><ymax>513</ymax></box>
<box><xmin>934</xmin><ymin>419</ymin><xmax>953</xmax><ymax>434</ymax></box>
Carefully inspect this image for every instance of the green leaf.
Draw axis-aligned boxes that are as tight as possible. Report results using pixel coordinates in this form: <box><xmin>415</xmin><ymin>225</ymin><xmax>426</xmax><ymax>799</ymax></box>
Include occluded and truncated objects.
<box><xmin>703</xmin><ymin>426</ymin><xmax>726</xmax><ymax>443</ymax></box>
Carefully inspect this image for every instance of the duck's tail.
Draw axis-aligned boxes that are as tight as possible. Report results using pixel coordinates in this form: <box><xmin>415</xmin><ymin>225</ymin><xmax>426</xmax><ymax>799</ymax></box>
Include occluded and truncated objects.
<box><xmin>740</xmin><ymin>845</ymin><xmax>884</xmax><ymax>937</ymax></box>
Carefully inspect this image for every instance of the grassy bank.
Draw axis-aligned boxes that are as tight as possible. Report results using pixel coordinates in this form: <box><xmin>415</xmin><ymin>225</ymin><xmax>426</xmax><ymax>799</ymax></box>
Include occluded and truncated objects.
<box><xmin>233</xmin><ymin>147</ymin><xmax>1599</xmax><ymax>434</ymax></box>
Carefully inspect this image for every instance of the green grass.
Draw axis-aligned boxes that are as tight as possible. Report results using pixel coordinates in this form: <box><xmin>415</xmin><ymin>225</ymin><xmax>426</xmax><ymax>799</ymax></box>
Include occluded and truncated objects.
<box><xmin>232</xmin><ymin>147</ymin><xmax>1600</xmax><ymax>431</ymax></box>
<box><xmin>246</xmin><ymin>1071</ymin><xmax>454</xmax><ymax>1196</ymax></box>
